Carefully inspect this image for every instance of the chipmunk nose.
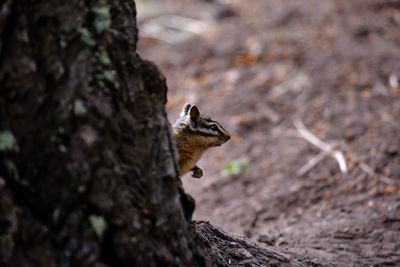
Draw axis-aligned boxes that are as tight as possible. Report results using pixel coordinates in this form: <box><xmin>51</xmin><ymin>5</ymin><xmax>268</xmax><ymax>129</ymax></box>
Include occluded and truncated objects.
<box><xmin>224</xmin><ymin>134</ymin><xmax>231</xmax><ymax>142</ymax></box>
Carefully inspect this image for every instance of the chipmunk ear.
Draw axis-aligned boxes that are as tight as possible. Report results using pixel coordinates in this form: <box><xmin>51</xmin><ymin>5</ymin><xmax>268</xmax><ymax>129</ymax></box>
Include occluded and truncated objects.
<box><xmin>180</xmin><ymin>103</ymin><xmax>191</xmax><ymax>117</ymax></box>
<box><xmin>189</xmin><ymin>105</ymin><xmax>200</xmax><ymax>123</ymax></box>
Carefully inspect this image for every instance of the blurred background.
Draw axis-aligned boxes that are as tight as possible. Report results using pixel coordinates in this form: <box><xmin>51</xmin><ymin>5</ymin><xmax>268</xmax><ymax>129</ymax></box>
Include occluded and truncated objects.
<box><xmin>138</xmin><ymin>0</ymin><xmax>400</xmax><ymax>263</ymax></box>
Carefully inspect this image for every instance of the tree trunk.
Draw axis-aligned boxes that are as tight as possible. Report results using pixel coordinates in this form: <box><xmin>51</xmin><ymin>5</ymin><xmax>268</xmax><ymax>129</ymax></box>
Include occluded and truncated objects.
<box><xmin>0</xmin><ymin>1</ymin><xmax>306</xmax><ymax>266</ymax></box>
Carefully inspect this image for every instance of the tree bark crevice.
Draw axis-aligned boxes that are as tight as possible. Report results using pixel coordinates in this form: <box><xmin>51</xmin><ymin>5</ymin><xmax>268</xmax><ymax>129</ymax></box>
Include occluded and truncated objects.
<box><xmin>0</xmin><ymin>0</ymin><xmax>17</xmax><ymax>67</ymax></box>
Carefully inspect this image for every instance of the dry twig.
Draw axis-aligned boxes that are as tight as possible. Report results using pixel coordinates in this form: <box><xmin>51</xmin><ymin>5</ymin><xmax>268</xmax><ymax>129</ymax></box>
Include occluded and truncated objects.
<box><xmin>296</xmin><ymin>151</ymin><xmax>328</xmax><ymax>177</ymax></box>
<box><xmin>293</xmin><ymin>119</ymin><xmax>348</xmax><ymax>176</ymax></box>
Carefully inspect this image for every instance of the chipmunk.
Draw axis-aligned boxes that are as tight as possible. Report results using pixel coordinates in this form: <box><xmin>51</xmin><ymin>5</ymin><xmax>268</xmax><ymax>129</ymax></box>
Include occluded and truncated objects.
<box><xmin>173</xmin><ymin>103</ymin><xmax>231</xmax><ymax>178</ymax></box>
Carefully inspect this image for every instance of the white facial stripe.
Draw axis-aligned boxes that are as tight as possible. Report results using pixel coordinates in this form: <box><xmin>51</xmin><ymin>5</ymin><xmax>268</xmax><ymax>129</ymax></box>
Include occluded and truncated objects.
<box><xmin>205</xmin><ymin>121</ymin><xmax>220</xmax><ymax>130</ymax></box>
<box><xmin>207</xmin><ymin>121</ymin><xmax>229</xmax><ymax>135</ymax></box>
<box><xmin>204</xmin><ymin>121</ymin><xmax>230</xmax><ymax>137</ymax></box>
<box><xmin>198</xmin><ymin>128</ymin><xmax>219</xmax><ymax>136</ymax></box>
<box><xmin>185</xmin><ymin>115</ymin><xmax>229</xmax><ymax>137</ymax></box>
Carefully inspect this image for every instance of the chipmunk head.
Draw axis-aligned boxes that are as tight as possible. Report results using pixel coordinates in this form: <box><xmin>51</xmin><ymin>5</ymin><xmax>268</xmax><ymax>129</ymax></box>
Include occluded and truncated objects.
<box><xmin>174</xmin><ymin>103</ymin><xmax>231</xmax><ymax>148</ymax></box>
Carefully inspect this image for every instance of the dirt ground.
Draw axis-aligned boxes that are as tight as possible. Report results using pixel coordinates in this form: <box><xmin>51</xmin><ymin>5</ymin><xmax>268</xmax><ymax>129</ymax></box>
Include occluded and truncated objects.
<box><xmin>138</xmin><ymin>0</ymin><xmax>400</xmax><ymax>265</ymax></box>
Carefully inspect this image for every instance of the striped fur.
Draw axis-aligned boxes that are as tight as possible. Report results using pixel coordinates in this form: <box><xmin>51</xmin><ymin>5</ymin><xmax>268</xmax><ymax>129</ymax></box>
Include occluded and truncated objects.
<box><xmin>173</xmin><ymin>104</ymin><xmax>231</xmax><ymax>176</ymax></box>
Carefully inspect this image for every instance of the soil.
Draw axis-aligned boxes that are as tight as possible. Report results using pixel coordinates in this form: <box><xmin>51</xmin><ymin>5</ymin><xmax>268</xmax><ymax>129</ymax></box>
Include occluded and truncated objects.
<box><xmin>138</xmin><ymin>0</ymin><xmax>400</xmax><ymax>265</ymax></box>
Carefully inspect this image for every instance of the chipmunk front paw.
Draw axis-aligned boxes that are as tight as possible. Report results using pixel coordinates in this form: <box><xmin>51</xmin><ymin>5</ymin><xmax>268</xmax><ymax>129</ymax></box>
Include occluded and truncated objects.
<box><xmin>191</xmin><ymin>166</ymin><xmax>203</xmax><ymax>179</ymax></box>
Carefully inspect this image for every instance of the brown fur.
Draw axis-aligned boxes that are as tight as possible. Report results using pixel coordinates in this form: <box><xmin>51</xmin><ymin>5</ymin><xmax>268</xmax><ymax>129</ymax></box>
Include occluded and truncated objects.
<box><xmin>173</xmin><ymin>104</ymin><xmax>230</xmax><ymax>177</ymax></box>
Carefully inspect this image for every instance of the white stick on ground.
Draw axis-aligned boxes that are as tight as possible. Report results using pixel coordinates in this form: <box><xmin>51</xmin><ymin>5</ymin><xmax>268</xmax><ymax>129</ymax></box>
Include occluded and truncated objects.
<box><xmin>296</xmin><ymin>151</ymin><xmax>328</xmax><ymax>177</ymax></box>
<box><xmin>293</xmin><ymin>119</ymin><xmax>348</xmax><ymax>175</ymax></box>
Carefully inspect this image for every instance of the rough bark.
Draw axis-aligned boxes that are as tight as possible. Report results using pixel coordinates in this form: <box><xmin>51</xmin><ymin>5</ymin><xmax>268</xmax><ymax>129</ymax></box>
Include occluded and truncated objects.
<box><xmin>0</xmin><ymin>1</ymin><xmax>306</xmax><ymax>266</ymax></box>
<box><xmin>193</xmin><ymin>222</ymin><xmax>305</xmax><ymax>267</ymax></box>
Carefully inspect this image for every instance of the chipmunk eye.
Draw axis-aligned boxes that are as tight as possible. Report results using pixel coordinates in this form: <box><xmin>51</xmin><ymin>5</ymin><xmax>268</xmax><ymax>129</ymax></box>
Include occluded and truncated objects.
<box><xmin>209</xmin><ymin>124</ymin><xmax>218</xmax><ymax>131</ymax></box>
